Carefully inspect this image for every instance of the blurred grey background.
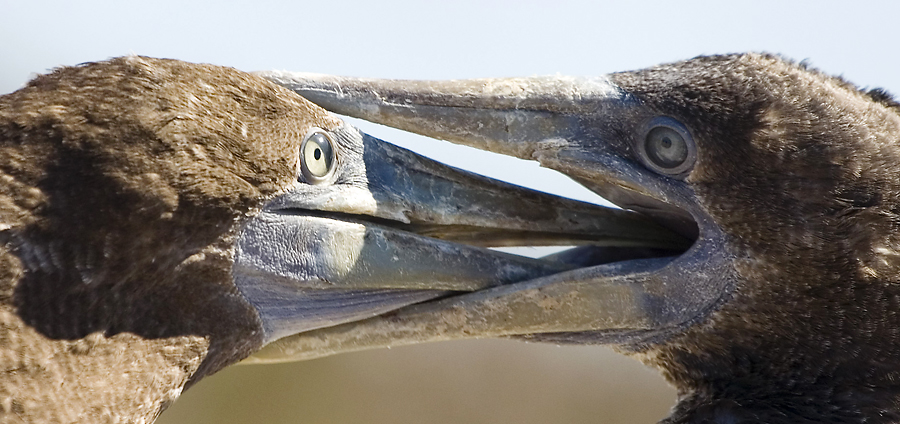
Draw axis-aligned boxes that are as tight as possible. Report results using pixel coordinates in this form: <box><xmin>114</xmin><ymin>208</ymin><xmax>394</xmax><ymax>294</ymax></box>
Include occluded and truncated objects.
<box><xmin>3</xmin><ymin>1</ymin><xmax>898</xmax><ymax>422</ymax></box>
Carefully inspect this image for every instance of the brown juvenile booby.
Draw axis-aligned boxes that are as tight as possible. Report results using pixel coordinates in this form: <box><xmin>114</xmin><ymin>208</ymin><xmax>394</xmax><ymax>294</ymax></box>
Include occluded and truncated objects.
<box><xmin>0</xmin><ymin>57</ymin><xmax>684</xmax><ymax>423</ymax></box>
<box><xmin>257</xmin><ymin>53</ymin><xmax>900</xmax><ymax>423</ymax></box>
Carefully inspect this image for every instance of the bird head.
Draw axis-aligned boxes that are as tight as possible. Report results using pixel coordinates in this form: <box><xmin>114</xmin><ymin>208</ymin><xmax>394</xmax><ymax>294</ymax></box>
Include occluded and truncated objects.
<box><xmin>1</xmin><ymin>56</ymin><xmax>690</xmax><ymax>422</ymax></box>
<box><xmin>256</xmin><ymin>53</ymin><xmax>900</xmax><ymax>421</ymax></box>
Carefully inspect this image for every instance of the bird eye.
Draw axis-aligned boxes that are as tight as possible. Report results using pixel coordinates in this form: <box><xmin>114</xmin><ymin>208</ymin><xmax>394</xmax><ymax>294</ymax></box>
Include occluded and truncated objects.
<box><xmin>299</xmin><ymin>130</ymin><xmax>337</xmax><ymax>183</ymax></box>
<box><xmin>638</xmin><ymin>117</ymin><xmax>696</xmax><ymax>177</ymax></box>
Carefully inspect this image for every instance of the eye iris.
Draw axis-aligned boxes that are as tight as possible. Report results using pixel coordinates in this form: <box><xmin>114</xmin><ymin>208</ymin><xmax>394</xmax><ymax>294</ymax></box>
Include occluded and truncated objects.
<box><xmin>645</xmin><ymin>127</ymin><xmax>687</xmax><ymax>169</ymax></box>
<box><xmin>301</xmin><ymin>132</ymin><xmax>335</xmax><ymax>180</ymax></box>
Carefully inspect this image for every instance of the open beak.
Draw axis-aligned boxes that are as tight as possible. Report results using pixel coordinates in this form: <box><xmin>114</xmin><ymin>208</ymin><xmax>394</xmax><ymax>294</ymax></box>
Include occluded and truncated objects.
<box><xmin>245</xmin><ymin>72</ymin><xmax>722</xmax><ymax>363</ymax></box>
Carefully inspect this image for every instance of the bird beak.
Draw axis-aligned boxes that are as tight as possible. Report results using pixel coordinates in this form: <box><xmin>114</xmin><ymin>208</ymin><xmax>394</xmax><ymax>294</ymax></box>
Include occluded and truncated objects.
<box><xmin>245</xmin><ymin>73</ymin><xmax>713</xmax><ymax>363</ymax></box>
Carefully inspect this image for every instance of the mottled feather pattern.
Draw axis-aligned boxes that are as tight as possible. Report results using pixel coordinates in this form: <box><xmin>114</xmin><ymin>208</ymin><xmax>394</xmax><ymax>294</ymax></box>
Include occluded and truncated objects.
<box><xmin>0</xmin><ymin>57</ymin><xmax>338</xmax><ymax>423</ymax></box>
<box><xmin>611</xmin><ymin>54</ymin><xmax>900</xmax><ymax>423</ymax></box>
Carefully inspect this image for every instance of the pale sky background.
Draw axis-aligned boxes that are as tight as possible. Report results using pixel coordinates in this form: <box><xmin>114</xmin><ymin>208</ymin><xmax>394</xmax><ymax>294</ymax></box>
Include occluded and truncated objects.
<box><xmin>4</xmin><ymin>1</ymin><xmax>899</xmax><ymax>423</ymax></box>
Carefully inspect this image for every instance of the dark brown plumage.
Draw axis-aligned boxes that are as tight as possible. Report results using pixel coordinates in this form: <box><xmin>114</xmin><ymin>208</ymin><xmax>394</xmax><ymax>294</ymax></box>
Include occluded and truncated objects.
<box><xmin>616</xmin><ymin>55</ymin><xmax>900</xmax><ymax>423</ymax></box>
<box><xmin>0</xmin><ymin>57</ymin><xmax>340</xmax><ymax>422</ymax></box>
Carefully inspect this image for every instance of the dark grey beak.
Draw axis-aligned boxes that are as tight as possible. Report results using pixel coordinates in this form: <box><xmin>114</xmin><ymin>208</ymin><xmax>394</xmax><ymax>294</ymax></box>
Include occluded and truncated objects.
<box><xmin>245</xmin><ymin>72</ymin><xmax>719</xmax><ymax>363</ymax></box>
<box><xmin>261</xmin><ymin>73</ymin><xmax>614</xmax><ymax>160</ymax></box>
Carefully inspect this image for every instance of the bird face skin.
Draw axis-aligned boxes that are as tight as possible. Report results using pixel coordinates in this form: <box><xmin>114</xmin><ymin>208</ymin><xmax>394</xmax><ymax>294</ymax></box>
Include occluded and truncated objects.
<box><xmin>259</xmin><ymin>54</ymin><xmax>900</xmax><ymax>423</ymax></box>
<box><xmin>0</xmin><ymin>57</ymin><xmax>683</xmax><ymax>422</ymax></box>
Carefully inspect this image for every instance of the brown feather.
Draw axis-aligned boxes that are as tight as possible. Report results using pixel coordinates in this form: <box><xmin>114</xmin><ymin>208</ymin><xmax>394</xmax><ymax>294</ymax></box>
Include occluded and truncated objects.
<box><xmin>0</xmin><ymin>56</ymin><xmax>340</xmax><ymax>423</ymax></box>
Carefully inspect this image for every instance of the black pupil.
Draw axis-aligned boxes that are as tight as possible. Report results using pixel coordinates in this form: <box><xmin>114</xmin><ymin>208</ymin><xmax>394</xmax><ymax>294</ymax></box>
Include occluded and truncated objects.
<box><xmin>661</xmin><ymin>137</ymin><xmax>672</xmax><ymax>148</ymax></box>
<box><xmin>314</xmin><ymin>147</ymin><xmax>322</xmax><ymax>160</ymax></box>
